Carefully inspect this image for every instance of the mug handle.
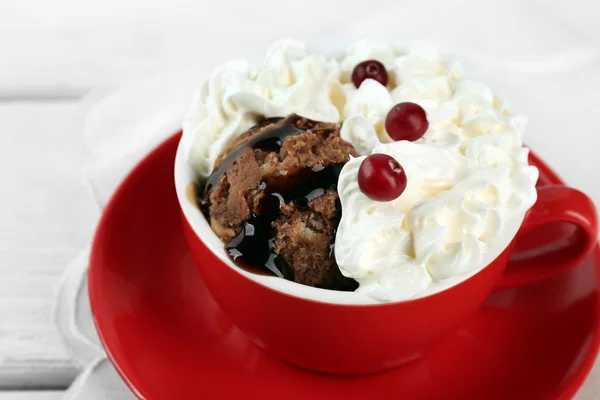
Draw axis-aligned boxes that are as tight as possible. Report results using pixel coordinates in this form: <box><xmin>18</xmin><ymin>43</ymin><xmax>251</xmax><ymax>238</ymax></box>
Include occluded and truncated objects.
<box><xmin>498</xmin><ymin>185</ymin><xmax>598</xmax><ymax>289</ymax></box>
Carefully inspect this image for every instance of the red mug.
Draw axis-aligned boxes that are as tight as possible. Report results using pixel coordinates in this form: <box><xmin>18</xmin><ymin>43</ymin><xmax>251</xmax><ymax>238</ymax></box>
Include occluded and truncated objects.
<box><xmin>175</xmin><ymin>143</ymin><xmax>598</xmax><ymax>375</ymax></box>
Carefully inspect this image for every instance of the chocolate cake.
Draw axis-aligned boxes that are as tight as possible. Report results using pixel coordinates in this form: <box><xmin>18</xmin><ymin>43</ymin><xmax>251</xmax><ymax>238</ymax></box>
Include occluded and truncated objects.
<box><xmin>200</xmin><ymin>114</ymin><xmax>358</xmax><ymax>290</ymax></box>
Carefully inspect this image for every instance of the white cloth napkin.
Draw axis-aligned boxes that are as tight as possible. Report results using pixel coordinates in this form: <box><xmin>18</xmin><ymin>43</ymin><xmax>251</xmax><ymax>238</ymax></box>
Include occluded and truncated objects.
<box><xmin>52</xmin><ymin>3</ymin><xmax>600</xmax><ymax>396</ymax></box>
<box><xmin>54</xmin><ymin>70</ymin><xmax>194</xmax><ymax>399</ymax></box>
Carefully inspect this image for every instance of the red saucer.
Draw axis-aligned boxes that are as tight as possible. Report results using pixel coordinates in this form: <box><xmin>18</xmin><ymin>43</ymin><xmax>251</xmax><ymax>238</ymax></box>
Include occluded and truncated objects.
<box><xmin>89</xmin><ymin>133</ymin><xmax>600</xmax><ymax>400</ymax></box>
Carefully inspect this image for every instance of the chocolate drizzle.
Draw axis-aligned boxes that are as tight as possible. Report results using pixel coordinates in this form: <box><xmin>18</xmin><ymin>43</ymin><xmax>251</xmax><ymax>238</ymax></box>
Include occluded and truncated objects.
<box><xmin>200</xmin><ymin>116</ymin><xmax>291</xmax><ymax>213</ymax></box>
<box><xmin>199</xmin><ymin>115</ymin><xmax>358</xmax><ymax>291</ymax></box>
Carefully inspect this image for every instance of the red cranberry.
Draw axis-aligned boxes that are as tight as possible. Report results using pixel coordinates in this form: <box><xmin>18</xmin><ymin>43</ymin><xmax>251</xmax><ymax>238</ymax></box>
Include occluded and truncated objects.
<box><xmin>358</xmin><ymin>154</ymin><xmax>407</xmax><ymax>202</ymax></box>
<box><xmin>352</xmin><ymin>60</ymin><xmax>388</xmax><ymax>88</ymax></box>
<box><xmin>385</xmin><ymin>102</ymin><xmax>429</xmax><ymax>142</ymax></box>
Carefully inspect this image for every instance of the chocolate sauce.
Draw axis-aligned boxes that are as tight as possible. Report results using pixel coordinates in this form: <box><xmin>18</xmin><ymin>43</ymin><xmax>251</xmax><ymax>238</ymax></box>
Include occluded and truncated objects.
<box><xmin>223</xmin><ymin>163</ymin><xmax>347</xmax><ymax>283</ymax></box>
<box><xmin>200</xmin><ymin>117</ymin><xmax>298</xmax><ymax>214</ymax></box>
<box><xmin>186</xmin><ymin>182</ymin><xmax>197</xmax><ymax>208</ymax></box>
<box><xmin>199</xmin><ymin>115</ymin><xmax>358</xmax><ymax>291</ymax></box>
<box><xmin>225</xmin><ymin>212</ymin><xmax>296</xmax><ymax>280</ymax></box>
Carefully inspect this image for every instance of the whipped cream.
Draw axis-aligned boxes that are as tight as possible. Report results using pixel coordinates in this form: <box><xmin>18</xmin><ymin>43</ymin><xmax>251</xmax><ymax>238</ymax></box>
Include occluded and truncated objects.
<box><xmin>183</xmin><ymin>39</ymin><xmax>539</xmax><ymax>302</ymax></box>
<box><xmin>335</xmin><ymin>43</ymin><xmax>538</xmax><ymax>301</ymax></box>
<box><xmin>182</xmin><ymin>40</ymin><xmax>343</xmax><ymax>177</ymax></box>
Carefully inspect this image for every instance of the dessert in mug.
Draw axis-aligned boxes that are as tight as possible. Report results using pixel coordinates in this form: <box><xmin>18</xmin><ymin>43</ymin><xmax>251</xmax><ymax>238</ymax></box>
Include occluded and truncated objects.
<box><xmin>182</xmin><ymin>39</ymin><xmax>539</xmax><ymax>302</ymax></box>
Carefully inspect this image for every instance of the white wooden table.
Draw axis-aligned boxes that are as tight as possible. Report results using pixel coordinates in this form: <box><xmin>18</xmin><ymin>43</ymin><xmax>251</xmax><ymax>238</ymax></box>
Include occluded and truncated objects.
<box><xmin>0</xmin><ymin>101</ymin><xmax>95</xmax><ymax>392</ymax></box>
<box><xmin>1</xmin><ymin>0</ymin><xmax>600</xmax><ymax>398</ymax></box>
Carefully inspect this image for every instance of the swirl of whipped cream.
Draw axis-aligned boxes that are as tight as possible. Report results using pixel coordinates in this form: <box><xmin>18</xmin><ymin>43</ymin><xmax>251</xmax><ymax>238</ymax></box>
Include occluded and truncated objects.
<box><xmin>182</xmin><ymin>40</ymin><xmax>343</xmax><ymax>177</ymax></box>
<box><xmin>335</xmin><ymin>142</ymin><xmax>474</xmax><ymax>300</ymax></box>
<box><xmin>336</xmin><ymin>140</ymin><xmax>538</xmax><ymax>301</ymax></box>
<box><xmin>339</xmin><ymin>46</ymin><xmax>466</xmax><ymax>154</ymax></box>
<box><xmin>340</xmin><ymin>79</ymin><xmax>393</xmax><ymax>153</ymax></box>
<box><xmin>335</xmin><ymin>44</ymin><xmax>539</xmax><ymax>302</ymax></box>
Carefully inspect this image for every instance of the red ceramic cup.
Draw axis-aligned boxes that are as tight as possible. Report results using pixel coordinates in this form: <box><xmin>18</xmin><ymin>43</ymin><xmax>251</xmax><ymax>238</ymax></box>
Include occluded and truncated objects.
<box><xmin>175</xmin><ymin>142</ymin><xmax>598</xmax><ymax>375</ymax></box>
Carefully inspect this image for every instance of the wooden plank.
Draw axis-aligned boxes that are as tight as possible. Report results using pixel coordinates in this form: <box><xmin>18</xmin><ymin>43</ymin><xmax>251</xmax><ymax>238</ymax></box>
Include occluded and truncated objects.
<box><xmin>0</xmin><ymin>0</ymin><xmax>598</xmax><ymax>99</ymax></box>
<box><xmin>0</xmin><ymin>100</ymin><xmax>97</xmax><ymax>388</ymax></box>
<box><xmin>0</xmin><ymin>392</ymin><xmax>64</xmax><ymax>400</ymax></box>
